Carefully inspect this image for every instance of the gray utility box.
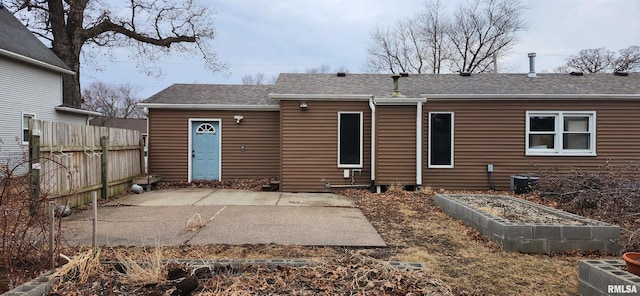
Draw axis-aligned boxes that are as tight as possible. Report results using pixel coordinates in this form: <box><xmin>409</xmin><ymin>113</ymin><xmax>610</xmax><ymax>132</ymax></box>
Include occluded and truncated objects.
<box><xmin>510</xmin><ymin>174</ymin><xmax>540</xmax><ymax>194</ymax></box>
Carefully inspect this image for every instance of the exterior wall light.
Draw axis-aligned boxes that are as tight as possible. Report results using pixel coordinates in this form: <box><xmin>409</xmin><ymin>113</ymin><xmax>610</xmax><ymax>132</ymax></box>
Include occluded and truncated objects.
<box><xmin>299</xmin><ymin>102</ymin><xmax>308</xmax><ymax>111</ymax></box>
<box><xmin>234</xmin><ymin>115</ymin><xmax>243</xmax><ymax>124</ymax></box>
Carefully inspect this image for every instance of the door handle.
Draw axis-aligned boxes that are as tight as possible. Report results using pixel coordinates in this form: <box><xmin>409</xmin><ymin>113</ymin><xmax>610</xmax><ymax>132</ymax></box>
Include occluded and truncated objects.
<box><xmin>192</xmin><ymin>150</ymin><xmax>195</xmax><ymax>158</ymax></box>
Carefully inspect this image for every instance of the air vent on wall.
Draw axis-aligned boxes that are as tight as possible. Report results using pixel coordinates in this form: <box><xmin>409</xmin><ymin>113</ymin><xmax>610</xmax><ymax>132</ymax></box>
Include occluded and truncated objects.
<box><xmin>459</xmin><ymin>72</ymin><xmax>471</xmax><ymax>77</ymax></box>
<box><xmin>570</xmin><ymin>71</ymin><xmax>584</xmax><ymax>76</ymax></box>
<box><xmin>336</xmin><ymin>72</ymin><xmax>346</xmax><ymax>77</ymax></box>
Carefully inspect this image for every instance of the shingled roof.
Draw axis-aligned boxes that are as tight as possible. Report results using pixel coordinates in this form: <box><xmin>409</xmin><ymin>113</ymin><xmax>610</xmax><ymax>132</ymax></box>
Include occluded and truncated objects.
<box><xmin>273</xmin><ymin>73</ymin><xmax>640</xmax><ymax>98</ymax></box>
<box><xmin>142</xmin><ymin>72</ymin><xmax>640</xmax><ymax>107</ymax></box>
<box><xmin>142</xmin><ymin>84</ymin><xmax>277</xmax><ymax>106</ymax></box>
<box><xmin>0</xmin><ymin>5</ymin><xmax>72</xmax><ymax>73</ymax></box>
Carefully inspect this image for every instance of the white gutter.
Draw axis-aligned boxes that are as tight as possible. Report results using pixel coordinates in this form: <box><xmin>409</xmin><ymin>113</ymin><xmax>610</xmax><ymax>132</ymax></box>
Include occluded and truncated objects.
<box><xmin>422</xmin><ymin>94</ymin><xmax>640</xmax><ymax>100</ymax></box>
<box><xmin>136</xmin><ymin>103</ymin><xmax>280</xmax><ymax>111</ymax></box>
<box><xmin>374</xmin><ymin>97</ymin><xmax>427</xmax><ymax>105</ymax></box>
<box><xmin>270</xmin><ymin>94</ymin><xmax>372</xmax><ymax>101</ymax></box>
<box><xmin>416</xmin><ymin>100</ymin><xmax>423</xmax><ymax>186</ymax></box>
<box><xmin>368</xmin><ymin>98</ymin><xmax>376</xmax><ymax>183</ymax></box>
<box><xmin>0</xmin><ymin>48</ymin><xmax>75</xmax><ymax>75</ymax></box>
<box><xmin>55</xmin><ymin>106</ymin><xmax>102</xmax><ymax>116</ymax></box>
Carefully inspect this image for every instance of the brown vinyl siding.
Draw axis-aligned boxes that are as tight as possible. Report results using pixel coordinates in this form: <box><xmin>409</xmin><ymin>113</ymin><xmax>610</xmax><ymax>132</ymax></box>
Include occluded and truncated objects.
<box><xmin>423</xmin><ymin>99</ymin><xmax>640</xmax><ymax>190</ymax></box>
<box><xmin>375</xmin><ymin>105</ymin><xmax>417</xmax><ymax>185</ymax></box>
<box><xmin>280</xmin><ymin>100</ymin><xmax>371</xmax><ymax>192</ymax></box>
<box><xmin>148</xmin><ymin>109</ymin><xmax>279</xmax><ymax>182</ymax></box>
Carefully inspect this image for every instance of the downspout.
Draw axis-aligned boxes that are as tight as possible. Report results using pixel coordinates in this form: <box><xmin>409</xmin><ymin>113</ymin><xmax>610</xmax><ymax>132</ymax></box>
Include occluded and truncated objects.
<box><xmin>416</xmin><ymin>101</ymin><xmax>423</xmax><ymax>187</ymax></box>
<box><xmin>369</xmin><ymin>97</ymin><xmax>376</xmax><ymax>191</ymax></box>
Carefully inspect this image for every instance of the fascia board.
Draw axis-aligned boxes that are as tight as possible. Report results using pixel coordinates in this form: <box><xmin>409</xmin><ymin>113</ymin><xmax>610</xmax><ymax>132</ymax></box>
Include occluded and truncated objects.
<box><xmin>137</xmin><ymin>103</ymin><xmax>280</xmax><ymax>111</ymax></box>
<box><xmin>269</xmin><ymin>93</ymin><xmax>373</xmax><ymax>100</ymax></box>
<box><xmin>0</xmin><ymin>49</ymin><xmax>75</xmax><ymax>75</ymax></box>
<box><xmin>422</xmin><ymin>94</ymin><xmax>640</xmax><ymax>100</ymax></box>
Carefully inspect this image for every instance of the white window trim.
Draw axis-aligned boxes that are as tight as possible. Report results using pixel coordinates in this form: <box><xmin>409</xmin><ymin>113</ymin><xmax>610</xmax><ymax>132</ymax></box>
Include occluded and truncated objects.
<box><xmin>21</xmin><ymin>112</ymin><xmax>36</xmax><ymax>145</ymax></box>
<box><xmin>337</xmin><ymin>111</ymin><xmax>363</xmax><ymax>168</ymax></box>
<box><xmin>428</xmin><ymin>112</ymin><xmax>455</xmax><ymax>168</ymax></box>
<box><xmin>525</xmin><ymin>111</ymin><xmax>596</xmax><ymax>156</ymax></box>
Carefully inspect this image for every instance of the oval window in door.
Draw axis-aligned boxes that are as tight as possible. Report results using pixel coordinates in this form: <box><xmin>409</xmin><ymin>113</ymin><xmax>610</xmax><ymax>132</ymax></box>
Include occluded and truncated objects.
<box><xmin>196</xmin><ymin>123</ymin><xmax>216</xmax><ymax>134</ymax></box>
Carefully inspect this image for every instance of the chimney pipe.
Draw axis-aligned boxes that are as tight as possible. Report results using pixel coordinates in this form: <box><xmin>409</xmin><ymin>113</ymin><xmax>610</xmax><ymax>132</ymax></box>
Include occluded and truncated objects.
<box><xmin>528</xmin><ymin>53</ymin><xmax>536</xmax><ymax>78</ymax></box>
<box><xmin>391</xmin><ymin>73</ymin><xmax>401</xmax><ymax>97</ymax></box>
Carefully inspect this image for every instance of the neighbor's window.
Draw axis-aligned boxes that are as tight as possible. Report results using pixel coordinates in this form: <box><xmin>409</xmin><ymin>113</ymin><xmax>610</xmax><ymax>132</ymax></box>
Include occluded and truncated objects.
<box><xmin>429</xmin><ymin>112</ymin><xmax>454</xmax><ymax>168</ymax></box>
<box><xmin>22</xmin><ymin>113</ymin><xmax>35</xmax><ymax>144</ymax></box>
<box><xmin>526</xmin><ymin>111</ymin><xmax>596</xmax><ymax>155</ymax></box>
<box><xmin>338</xmin><ymin>112</ymin><xmax>363</xmax><ymax>167</ymax></box>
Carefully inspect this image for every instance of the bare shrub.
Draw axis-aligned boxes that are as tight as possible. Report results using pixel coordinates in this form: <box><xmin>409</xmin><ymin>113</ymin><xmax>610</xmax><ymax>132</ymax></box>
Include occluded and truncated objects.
<box><xmin>0</xmin><ymin>141</ymin><xmax>73</xmax><ymax>289</ymax></box>
<box><xmin>534</xmin><ymin>162</ymin><xmax>640</xmax><ymax>251</ymax></box>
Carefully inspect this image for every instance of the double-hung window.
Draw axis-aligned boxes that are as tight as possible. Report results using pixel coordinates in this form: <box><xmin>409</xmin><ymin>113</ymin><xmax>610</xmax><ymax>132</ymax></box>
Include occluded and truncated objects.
<box><xmin>526</xmin><ymin>111</ymin><xmax>596</xmax><ymax>156</ymax></box>
<box><xmin>22</xmin><ymin>113</ymin><xmax>35</xmax><ymax>145</ymax></box>
<box><xmin>338</xmin><ymin>112</ymin><xmax>363</xmax><ymax>168</ymax></box>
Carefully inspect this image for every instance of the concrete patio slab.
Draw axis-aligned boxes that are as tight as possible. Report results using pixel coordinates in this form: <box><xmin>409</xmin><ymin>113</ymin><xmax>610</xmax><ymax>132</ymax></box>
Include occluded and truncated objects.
<box><xmin>188</xmin><ymin>206</ymin><xmax>385</xmax><ymax>246</ymax></box>
<box><xmin>63</xmin><ymin>189</ymin><xmax>383</xmax><ymax>247</ymax></box>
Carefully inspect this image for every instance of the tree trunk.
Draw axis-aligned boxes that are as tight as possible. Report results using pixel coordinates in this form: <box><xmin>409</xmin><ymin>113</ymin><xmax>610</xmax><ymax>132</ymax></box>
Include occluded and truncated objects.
<box><xmin>48</xmin><ymin>0</ymin><xmax>85</xmax><ymax>108</ymax></box>
<box><xmin>61</xmin><ymin>60</ymin><xmax>82</xmax><ymax>107</ymax></box>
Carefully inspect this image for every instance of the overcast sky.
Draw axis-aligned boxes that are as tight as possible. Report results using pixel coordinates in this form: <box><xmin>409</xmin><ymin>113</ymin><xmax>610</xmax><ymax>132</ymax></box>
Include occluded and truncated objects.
<box><xmin>80</xmin><ymin>0</ymin><xmax>640</xmax><ymax>98</ymax></box>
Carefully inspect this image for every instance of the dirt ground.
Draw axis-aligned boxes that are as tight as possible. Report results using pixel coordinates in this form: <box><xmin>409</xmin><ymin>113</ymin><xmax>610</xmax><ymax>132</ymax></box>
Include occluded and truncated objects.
<box><xmin>42</xmin><ymin>186</ymin><xmax>615</xmax><ymax>295</ymax></box>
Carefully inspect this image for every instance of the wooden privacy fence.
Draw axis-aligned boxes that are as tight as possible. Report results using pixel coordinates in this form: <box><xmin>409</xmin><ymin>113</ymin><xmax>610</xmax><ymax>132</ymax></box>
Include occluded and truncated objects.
<box><xmin>29</xmin><ymin>119</ymin><xmax>144</xmax><ymax>207</ymax></box>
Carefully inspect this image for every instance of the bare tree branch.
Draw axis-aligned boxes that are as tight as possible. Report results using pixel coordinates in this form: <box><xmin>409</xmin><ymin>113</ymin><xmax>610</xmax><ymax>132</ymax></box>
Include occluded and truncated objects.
<box><xmin>6</xmin><ymin>0</ymin><xmax>226</xmax><ymax>107</ymax></box>
<box><xmin>363</xmin><ymin>0</ymin><xmax>527</xmax><ymax>74</ymax></box>
<box><xmin>82</xmin><ymin>81</ymin><xmax>144</xmax><ymax>118</ymax></box>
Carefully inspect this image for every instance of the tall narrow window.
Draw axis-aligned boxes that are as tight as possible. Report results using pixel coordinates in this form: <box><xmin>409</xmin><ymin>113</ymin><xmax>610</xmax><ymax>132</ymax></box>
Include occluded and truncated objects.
<box><xmin>338</xmin><ymin>112</ymin><xmax>363</xmax><ymax>167</ymax></box>
<box><xmin>22</xmin><ymin>113</ymin><xmax>35</xmax><ymax>144</ymax></box>
<box><xmin>429</xmin><ymin>112</ymin><xmax>454</xmax><ymax>168</ymax></box>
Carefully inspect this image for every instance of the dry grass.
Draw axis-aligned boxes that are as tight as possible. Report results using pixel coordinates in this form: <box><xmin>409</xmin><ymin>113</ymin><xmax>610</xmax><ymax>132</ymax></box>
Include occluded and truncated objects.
<box><xmin>348</xmin><ymin>189</ymin><xmax>589</xmax><ymax>295</ymax></box>
<box><xmin>419</xmin><ymin>185</ymin><xmax>435</xmax><ymax>195</ymax></box>
<box><xmin>50</xmin><ymin>249</ymin><xmax>102</xmax><ymax>284</ymax></box>
<box><xmin>114</xmin><ymin>246</ymin><xmax>167</xmax><ymax>286</ymax></box>
<box><xmin>387</xmin><ymin>182</ymin><xmax>405</xmax><ymax>194</ymax></box>
<box><xmin>185</xmin><ymin>213</ymin><xmax>205</xmax><ymax>233</ymax></box>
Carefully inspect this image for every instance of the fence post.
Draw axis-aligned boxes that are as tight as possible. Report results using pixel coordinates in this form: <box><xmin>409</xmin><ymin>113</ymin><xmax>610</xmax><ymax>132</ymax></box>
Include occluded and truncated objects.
<box><xmin>29</xmin><ymin>128</ymin><xmax>41</xmax><ymax>216</ymax></box>
<box><xmin>100</xmin><ymin>136</ymin><xmax>108</xmax><ymax>199</ymax></box>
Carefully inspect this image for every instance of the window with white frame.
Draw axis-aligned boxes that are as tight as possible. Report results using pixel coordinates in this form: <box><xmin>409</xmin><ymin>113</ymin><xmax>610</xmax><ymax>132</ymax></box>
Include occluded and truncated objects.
<box><xmin>338</xmin><ymin>112</ymin><xmax>363</xmax><ymax>168</ymax></box>
<box><xmin>429</xmin><ymin>112</ymin><xmax>454</xmax><ymax>168</ymax></box>
<box><xmin>526</xmin><ymin>111</ymin><xmax>596</xmax><ymax>155</ymax></box>
<box><xmin>22</xmin><ymin>113</ymin><xmax>35</xmax><ymax>144</ymax></box>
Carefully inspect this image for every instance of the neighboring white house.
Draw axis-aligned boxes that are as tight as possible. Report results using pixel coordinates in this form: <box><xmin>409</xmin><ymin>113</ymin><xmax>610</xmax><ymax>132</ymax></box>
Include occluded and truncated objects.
<box><xmin>0</xmin><ymin>5</ymin><xmax>100</xmax><ymax>171</ymax></box>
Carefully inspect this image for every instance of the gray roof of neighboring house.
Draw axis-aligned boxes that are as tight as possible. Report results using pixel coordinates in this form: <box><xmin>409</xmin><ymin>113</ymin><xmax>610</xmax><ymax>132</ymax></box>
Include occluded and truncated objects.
<box><xmin>142</xmin><ymin>84</ymin><xmax>277</xmax><ymax>105</ymax></box>
<box><xmin>89</xmin><ymin>117</ymin><xmax>147</xmax><ymax>133</ymax></box>
<box><xmin>273</xmin><ymin>73</ymin><xmax>640</xmax><ymax>98</ymax></box>
<box><xmin>0</xmin><ymin>5</ymin><xmax>71</xmax><ymax>72</ymax></box>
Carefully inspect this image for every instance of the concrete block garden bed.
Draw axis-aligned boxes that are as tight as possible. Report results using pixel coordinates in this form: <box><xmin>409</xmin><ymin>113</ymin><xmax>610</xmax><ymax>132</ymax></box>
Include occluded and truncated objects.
<box><xmin>579</xmin><ymin>260</ymin><xmax>640</xmax><ymax>295</ymax></box>
<box><xmin>434</xmin><ymin>194</ymin><xmax>620</xmax><ymax>254</ymax></box>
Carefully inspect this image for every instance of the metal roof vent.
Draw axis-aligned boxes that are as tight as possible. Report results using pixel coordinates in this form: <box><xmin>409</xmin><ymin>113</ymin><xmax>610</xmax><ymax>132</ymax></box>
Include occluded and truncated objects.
<box><xmin>527</xmin><ymin>53</ymin><xmax>537</xmax><ymax>78</ymax></box>
<box><xmin>459</xmin><ymin>72</ymin><xmax>471</xmax><ymax>76</ymax></box>
<box><xmin>336</xmin><ymin>72</ymin><xmax>346</xmax><ymax>77</ymax></box>
<box><xmin>570</xmin><ymin>71</ymin><xmax>584</xmax><ymax>76</ymax></box>
<box><xmin>391</xmin><ymin>73</ymin><xmax>401</xmax><ymax>97</ymax></box>
<box><xmin>400</xmin><ymin>72</ymin><xmax>409</xmax><ymax>77</ymax></box>
<box><xmin>614</xmin><ymin>71</ymin><xmax>629</xmax><ymax>76</ymax></box>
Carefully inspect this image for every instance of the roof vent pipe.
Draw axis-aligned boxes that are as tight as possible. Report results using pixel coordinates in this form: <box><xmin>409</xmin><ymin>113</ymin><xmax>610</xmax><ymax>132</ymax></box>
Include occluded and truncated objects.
<box><xmin>391</xmin><ymin>73</ymin><xmax>401</xmax><ymax>97</ymax></box>
<box><xmin>528</xmin><ymin>53</ymin><xmax>537</xmax><ymax>78</ymax></box>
